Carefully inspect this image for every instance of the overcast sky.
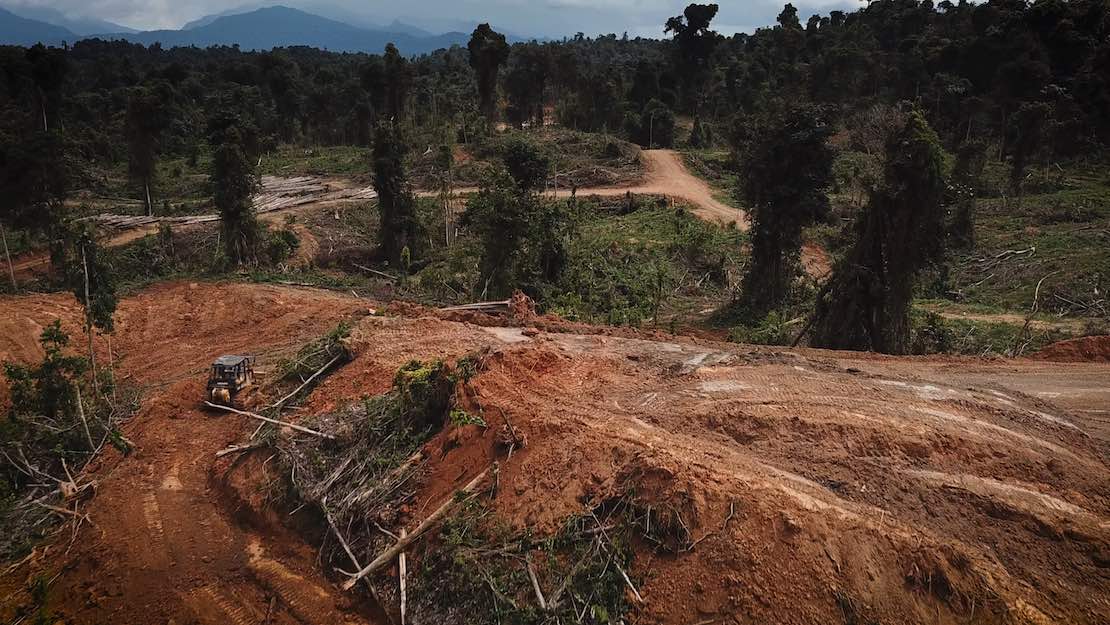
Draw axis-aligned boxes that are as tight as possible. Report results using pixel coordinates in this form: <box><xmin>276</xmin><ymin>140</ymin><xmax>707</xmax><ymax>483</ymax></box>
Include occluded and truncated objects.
<box><xmin>2</xmin><ymin>0</ymin><xmax>863</xmax><ymax>37</ymax></box>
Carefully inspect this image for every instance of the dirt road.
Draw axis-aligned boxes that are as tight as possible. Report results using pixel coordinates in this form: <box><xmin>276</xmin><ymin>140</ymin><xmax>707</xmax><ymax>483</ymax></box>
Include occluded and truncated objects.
<box><xmin>9</xmin><ymin>148</ymin><xmax>744</xmax><ymax>283</ymax></box>
<box><xmin>0</xmin><ymin>283</ymin><xmax>376</xmax><ymax>625</ymax></box>
<box><xmin>546</xmin><ymin>149</ymin><xmax>747</xmax><ymax>227</ymax></box>
<box><xmin>2</xmin><ymin>283</ymin><xmax>1107</xmax><ymax>624</ymax></box>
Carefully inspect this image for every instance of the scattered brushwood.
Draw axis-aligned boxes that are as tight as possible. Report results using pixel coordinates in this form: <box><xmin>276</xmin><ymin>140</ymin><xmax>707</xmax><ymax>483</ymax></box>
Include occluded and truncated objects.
<box><xmin>1</xmin><ymin>321</ymin><xmax>140</xmax><ymax>561</ymax></box>
<box><xmin>271</xmin><ymin>351</ymin><xmax>654</xmax><ymax>624</ymax></box>
<box><xmin>274</xmin><ymin>358</ymin><xmax>481</xmax><ymax>602</ymax></box>
<box><xmin>272</xmin><ymin>321</ymin><xmax>353</xmax><ymax>402</ymax></box>
<box><xmin>404</xmin><ymin>497</ymin><xmax>640</xmax><ymax>625</ymax></box>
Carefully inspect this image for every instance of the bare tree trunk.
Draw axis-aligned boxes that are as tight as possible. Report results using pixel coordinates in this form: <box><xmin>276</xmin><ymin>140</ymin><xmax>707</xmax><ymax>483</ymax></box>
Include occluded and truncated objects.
<box><xmin>145</xmin><ymin>181</ymin><xmax>153</xmax><ymax>217</ymax></box>
<box><xmin>39</xmin><ymin>91</ymin><xmax>48</xmax><ymax>132</ymax></box>
<box><xmin>81</xmin><ymin>245</ymin><xmax>100</xmax><ymax>398</ymax></box>
<box><xmin>73</xmin><ymin>381</ymin><xmax>95</xmax><ymax>452</ymax></box>
<box><xmin>444</xmin><ymin>190</ymin><xmax>450</xmax><ymax>247</ymax></box>
<box><xmin>107</xmin><ymin>333</ymin><xmax>117</xmax><ymax>405</ymax></box>
<box><xmin>1</xmin><ymin>222</ymin><xmax>16</xmax><ymax>291</ymax></box>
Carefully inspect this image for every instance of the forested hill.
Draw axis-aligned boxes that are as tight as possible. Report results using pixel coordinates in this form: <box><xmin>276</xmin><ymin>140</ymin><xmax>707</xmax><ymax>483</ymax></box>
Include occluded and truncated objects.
<box><xmin>0</xmin><ymin>5</ymin><xmax>471</xmax><ymax>56</ymax></box>
<box><xmin>2</xmin><ymin>1</ymin><xmax>1106</xmax><ymax>160</ymax></box>
<box><xmin>0</xmin><ymin>0</ymin><xmax>1108</xmax><ymax>354</ymax></box>
<box><xmin>0</xmin><ymin>7</ymin><xmax>76</xmax><ymax>47</ymax></box>
<box><xmin>91</xmin><ymin>7</ymin><xmax>471</xmax><ymax>56</ymax></box>
<box><xmin>1</xmin><ymin>0</ymin><xmax>1108</xmax><ymax>214</ymax></box>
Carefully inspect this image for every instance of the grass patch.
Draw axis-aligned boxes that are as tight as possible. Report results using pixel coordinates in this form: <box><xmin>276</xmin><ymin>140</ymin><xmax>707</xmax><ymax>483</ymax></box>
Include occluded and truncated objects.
<box><xmin>465</xmin><ymin>128</ymin><xmax>643</xmax><ymax>189</ymax></box>
<box><xmin>681</xmin><ymin>149</ymin><xmax>737</xmax><ymax>190</ymax></box>
<box><xmin>545</xmin><ymin>199</ymin><xmax>743</xmax><ymax>326</ymax></box>
<box><xmin>950</xmin><ymin>179</ymin><xmax>1110</xmax><ymax>315</ymax></box>
<box><xmin>260</xmin><ymin>144</ymin><xmax>371</xmax><ymax>178</ymax></box>
<box><xmin>908</xmin><ymin>309</ymin><xmax>1072</xmax><ymax>357</ymax></box>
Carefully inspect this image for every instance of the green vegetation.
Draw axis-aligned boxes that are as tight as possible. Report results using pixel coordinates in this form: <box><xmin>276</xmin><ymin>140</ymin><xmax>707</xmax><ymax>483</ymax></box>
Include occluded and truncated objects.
<box><xmin>410</xmin><ymin>499</ymin><xmax>636</xmax><ymax>625</ymax></box>
<box><xmin>908</xmin><ymin>310</ymin><xmax>1072</xmax><ymax>358</ymax></box>
<box><xmin>372</xmin><ymin>122</ymin><xmax>422</xmax><ymax>266</ymax></box>
<box><xmin>276</xmin><ymin>321</ymin><xmax>352</xmax><ymax>385</ymax></box>
<box><xmin>732</xmin><ymin>103</ymin><xmax>833</xmax><ymax>319</ymax></box>
<box><xmin>812</xmin><ymin>109</ymin><xmax>947</xmax><ymax>354</ymax></box>
<box><xmin>260</xmin><ymin>144</ymin><xmax>370</xmax><ymax>178</ymax></box>
<box><xmin>551</xmin><ymin>202</ymin><xmax>740</xmax><ymax>325</ymax></box>
<box><xmin>3</xmin><ymin>0</ymin><xmax>1109</xmax><ymax>362</ymax></box>
<box><xmin>2</xmin><ymin>322</ymin><xmax>138</xmax><ymax>560</ymax></box>
<box><xmin>948</xmin><ymin>173</ymin><xmax>1110</xmax><ymax>315</ymax></box>
<box><xmin>212</xmin><ymin>124</ymin><xmax>263</xmax><ymax>265</ymax></box>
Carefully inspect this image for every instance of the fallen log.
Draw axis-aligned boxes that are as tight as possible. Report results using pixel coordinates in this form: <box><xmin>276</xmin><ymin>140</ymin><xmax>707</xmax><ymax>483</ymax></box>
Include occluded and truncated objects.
<box><xmin>399</xmin><ymin>529</ymin><xmax>408</xmax><ymax>625</ymax></box>
<box><xmin>353</xmin><ymin>263</ymin><xmax>401</xmax><ymax>283</ymax></box>
<box><xmin>341</xmin><ymin>468</ymin><xmax>490</xmax><ymax>590</ymax></box>
<box><xmin>204</xmin><ymin>402</ymin><xmax>334</xmax><ymax>439</ymax></box>
<box><xmin>269</xmin><ymin>354</ymin><xmax>343</xmax><ymax>410</ymax></box>
<box><xmin>440</xmin><ymin>300</ymin><xmax>511</xmax><ymax>312</ymax></box>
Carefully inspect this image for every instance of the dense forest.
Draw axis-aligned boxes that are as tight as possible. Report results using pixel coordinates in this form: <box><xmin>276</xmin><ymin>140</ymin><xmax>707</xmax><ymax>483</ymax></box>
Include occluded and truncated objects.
<box><xmin>3</xmin><ymin>0</ymin><xmax>1107</xmax><ymax>170</ymax></box>
<box><xmin>1</xmin><ymin>0</ymin><xmax>1108</xmax><ymax>353</ymax></box>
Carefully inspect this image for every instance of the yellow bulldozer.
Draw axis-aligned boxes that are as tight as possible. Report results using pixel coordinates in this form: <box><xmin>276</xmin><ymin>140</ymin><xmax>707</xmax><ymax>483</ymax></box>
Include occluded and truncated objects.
<box><xmin>206</xmin><ymin>355</ymin><xmax>255</xmax><ymax>406</ymax></box>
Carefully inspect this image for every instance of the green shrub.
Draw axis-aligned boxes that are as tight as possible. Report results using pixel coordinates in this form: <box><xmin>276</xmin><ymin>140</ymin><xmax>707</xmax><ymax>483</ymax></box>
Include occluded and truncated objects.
<box><xmin>265</xmin><ymin>227</ymin><xmax>300</xmax><ymax>264</ymax></box>
<box><xmin>729</xmin><ymin>311</ymin><xmax>795</xmax><ymax>346</ymax></box>
<box><xmin>909</xmin><ymin>311</ymin><xmax>954</xmax><ymax>355</ymax></box>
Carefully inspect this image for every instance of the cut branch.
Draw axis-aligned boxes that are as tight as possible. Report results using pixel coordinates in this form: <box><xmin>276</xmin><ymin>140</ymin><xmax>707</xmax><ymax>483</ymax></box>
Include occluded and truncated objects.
<box><xmin>399</xmin><ymin>529</ymin><xmax>408</xmax><ymax>625</ymax></box>
<box><xmin>526</xmin><ymin>559</ymin><xmax>548</xmax><ymax>611</ymax></box>
<box><xmin>269</xmin><ymin>354</ymin><xmax>343</xmax><ymax>410</ymax></box>
<box><xmin>321</xmin><ymin>497</ymin><xmax>395</xmax><ymax>625</ymax></box>
<box><xmin>353</xmin><ymin>263</ymin><xmax>401</xmax><ymax>283</ymax></box>
<box><xmin>341</xmin><ymin>468</ymin><xmax>490</xmax><ymax>590</ymax></box>
<box><xmin>204</xmin><ymin>402</ymin><xmax>334</xmax><ymax>439</ymax></box>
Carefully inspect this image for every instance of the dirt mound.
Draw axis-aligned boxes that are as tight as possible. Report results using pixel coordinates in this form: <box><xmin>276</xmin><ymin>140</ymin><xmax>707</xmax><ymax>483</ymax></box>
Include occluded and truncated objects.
<box><xmin>3</xmin><ymin>284</ymin><xmax>1108</xmax><ymax>625</ymax></box>
<box><xmin>325</xmin><ymin>315</ymin><xmax>1109</xmax><ymax>625</ymax></box>
<box><xmin>1031</xmin><ymin>334</ymin><xmax>1110</xmax><ymax>362</ymax></box>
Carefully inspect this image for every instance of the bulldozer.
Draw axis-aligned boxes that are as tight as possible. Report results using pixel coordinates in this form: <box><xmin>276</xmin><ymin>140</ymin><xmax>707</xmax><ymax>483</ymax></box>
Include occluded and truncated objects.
<box><xmin>206</xmin><ymin>355</ymin><xmax>255</xmax><ymax>406</ymax></box>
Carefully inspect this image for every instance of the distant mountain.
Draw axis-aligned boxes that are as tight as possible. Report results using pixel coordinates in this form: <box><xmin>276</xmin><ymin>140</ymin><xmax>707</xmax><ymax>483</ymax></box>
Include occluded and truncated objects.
<box><xmin>0</xmin><ymin>6</ymin><xmax>75</xmax><ymax>46</ymax></box>
<box><xmin>182</xmin><ymin>4</ymin><xmax>268</xmax><ymax>30</ymax></box>
<box><xmin>2</xmin><ymin>4</ymin><xmax>137</xmax><ymax>35</ymax></box>
<box><xmin>92</xmin><ymin>6</ymin><xmax>469</xmax><ymax>55</ymax></box>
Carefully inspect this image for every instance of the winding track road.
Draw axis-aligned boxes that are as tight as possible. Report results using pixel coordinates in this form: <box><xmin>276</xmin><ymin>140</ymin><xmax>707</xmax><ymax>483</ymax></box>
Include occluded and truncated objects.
<box><xmin>9</xmin><ymin>148</ymin><xmax>746</xmax><ymax>281</ymax></box>
<box><xmin>551</xmin><ymin>149</ymin><xmax>747</xmax><ymax>227</ymax></box>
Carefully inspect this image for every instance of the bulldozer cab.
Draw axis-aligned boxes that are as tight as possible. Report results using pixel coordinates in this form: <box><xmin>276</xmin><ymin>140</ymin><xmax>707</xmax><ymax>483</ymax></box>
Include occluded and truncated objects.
<box><xmin>207</xmin><ymin>355</ymin><xmax>254</xmax><ymax>405</ymax></box>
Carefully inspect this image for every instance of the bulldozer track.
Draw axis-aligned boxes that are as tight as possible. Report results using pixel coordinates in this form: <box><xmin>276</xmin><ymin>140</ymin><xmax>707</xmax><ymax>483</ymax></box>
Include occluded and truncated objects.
<box><xmin>187</xmin><ymin>585</ymin><xmax>266</xmax><ymax>625</ymax></box>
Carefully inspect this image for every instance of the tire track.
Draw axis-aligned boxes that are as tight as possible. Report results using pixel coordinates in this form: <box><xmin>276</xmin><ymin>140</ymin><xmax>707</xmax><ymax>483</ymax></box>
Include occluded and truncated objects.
<box><xmin>187</xmin><ymin>585</ymin><xmax>264</xmax><ymax>625</ymax></box>
<box><xmin>247</xmin><ymin>539</ymin><xmax>358</xmax><ymax>625</ymax></box>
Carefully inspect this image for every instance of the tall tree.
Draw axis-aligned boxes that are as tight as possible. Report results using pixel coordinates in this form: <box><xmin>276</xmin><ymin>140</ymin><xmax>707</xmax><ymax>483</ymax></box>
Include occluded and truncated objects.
<box><xmin>24</xmin><ymin>44</ymin><xmax>67</xmax><ymax>132</ymax></box>
<box><xmin>211</xmin><ymin>127</ymin><xmax>260</xmax><ymax>265</ymax></box>
<box><xmin>735</xmin><ymin>104</ymin><xmax>834</xmax><ymax>317</ymax></box>
<box><xmin>664</xmin><ymin>3</ymin><xmax>721</xmax><ymax>112</ymax></box>
<box><xmin>70</xmin><ymin>227</ymin><xmax>117</xmax><ymax>394</ymax></box>
<box><xmin>1005</xmin><ymin>101</ymin><xmax>1052</xmax><ymax>201</ymax></box>
<box><xmin>947</xmin><ymin>138</ymin><xmax>987</xmax><ymax>249</ymax></box>
<box><xmin>125</xmin><ymin>83</ymin><xmax>172</xmax><ymax>216</ymax></box>
<box><xmin>468</xmin><ymin>24</ymin><xmax>511</xmax><ymax>125</ymax></box>
<box><xmin>371</xmin><ymin>122</ymin><xmax>419</xmax><ymax>266</ymax></box>
<box><xmin>504</xmin><ymin>44</ymin><xmax>551</xmax><ymax>128</ymax></box>
<box><xmin>382</xmin><ymin>43</ymin><xmax>412</xmax><ymax>121</ymax></box>
<box><xmin>810</xmin><ymin>109</ymin><xmax>946</xmax><ymax>354</ymax></box>
<box><xmin>464</xmin><ymin>166</ymin><xmax>568</xmax><ymax>299</ymax></box>
<box><xmin>0</xmin><ymin>129</ymin><xmax>69</xmax><ymax>273</ymax></box>
<box><xmin>436</xmin><ymin>143</ymin><xmax>455</xmax><ymax>245</ymax></box>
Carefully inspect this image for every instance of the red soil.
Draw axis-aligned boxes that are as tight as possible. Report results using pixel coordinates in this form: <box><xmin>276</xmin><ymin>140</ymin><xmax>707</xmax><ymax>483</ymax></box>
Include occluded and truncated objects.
<box><xmin>1031</xmin><ymin>334</ymin><xmax>1110</xmax><ymax>363</ymax></box>
<box><xmin>1</xmin><ymin>283</ymin><xmax>1108</xmax><ymax>625</ymax></box>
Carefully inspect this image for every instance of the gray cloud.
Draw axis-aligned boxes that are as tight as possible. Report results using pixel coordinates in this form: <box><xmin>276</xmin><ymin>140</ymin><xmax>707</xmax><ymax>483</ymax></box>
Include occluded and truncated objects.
<box><xmin>2</xmin><ymin>0</ymin><xmax>863</xmax><ymax>36</ymax></box>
